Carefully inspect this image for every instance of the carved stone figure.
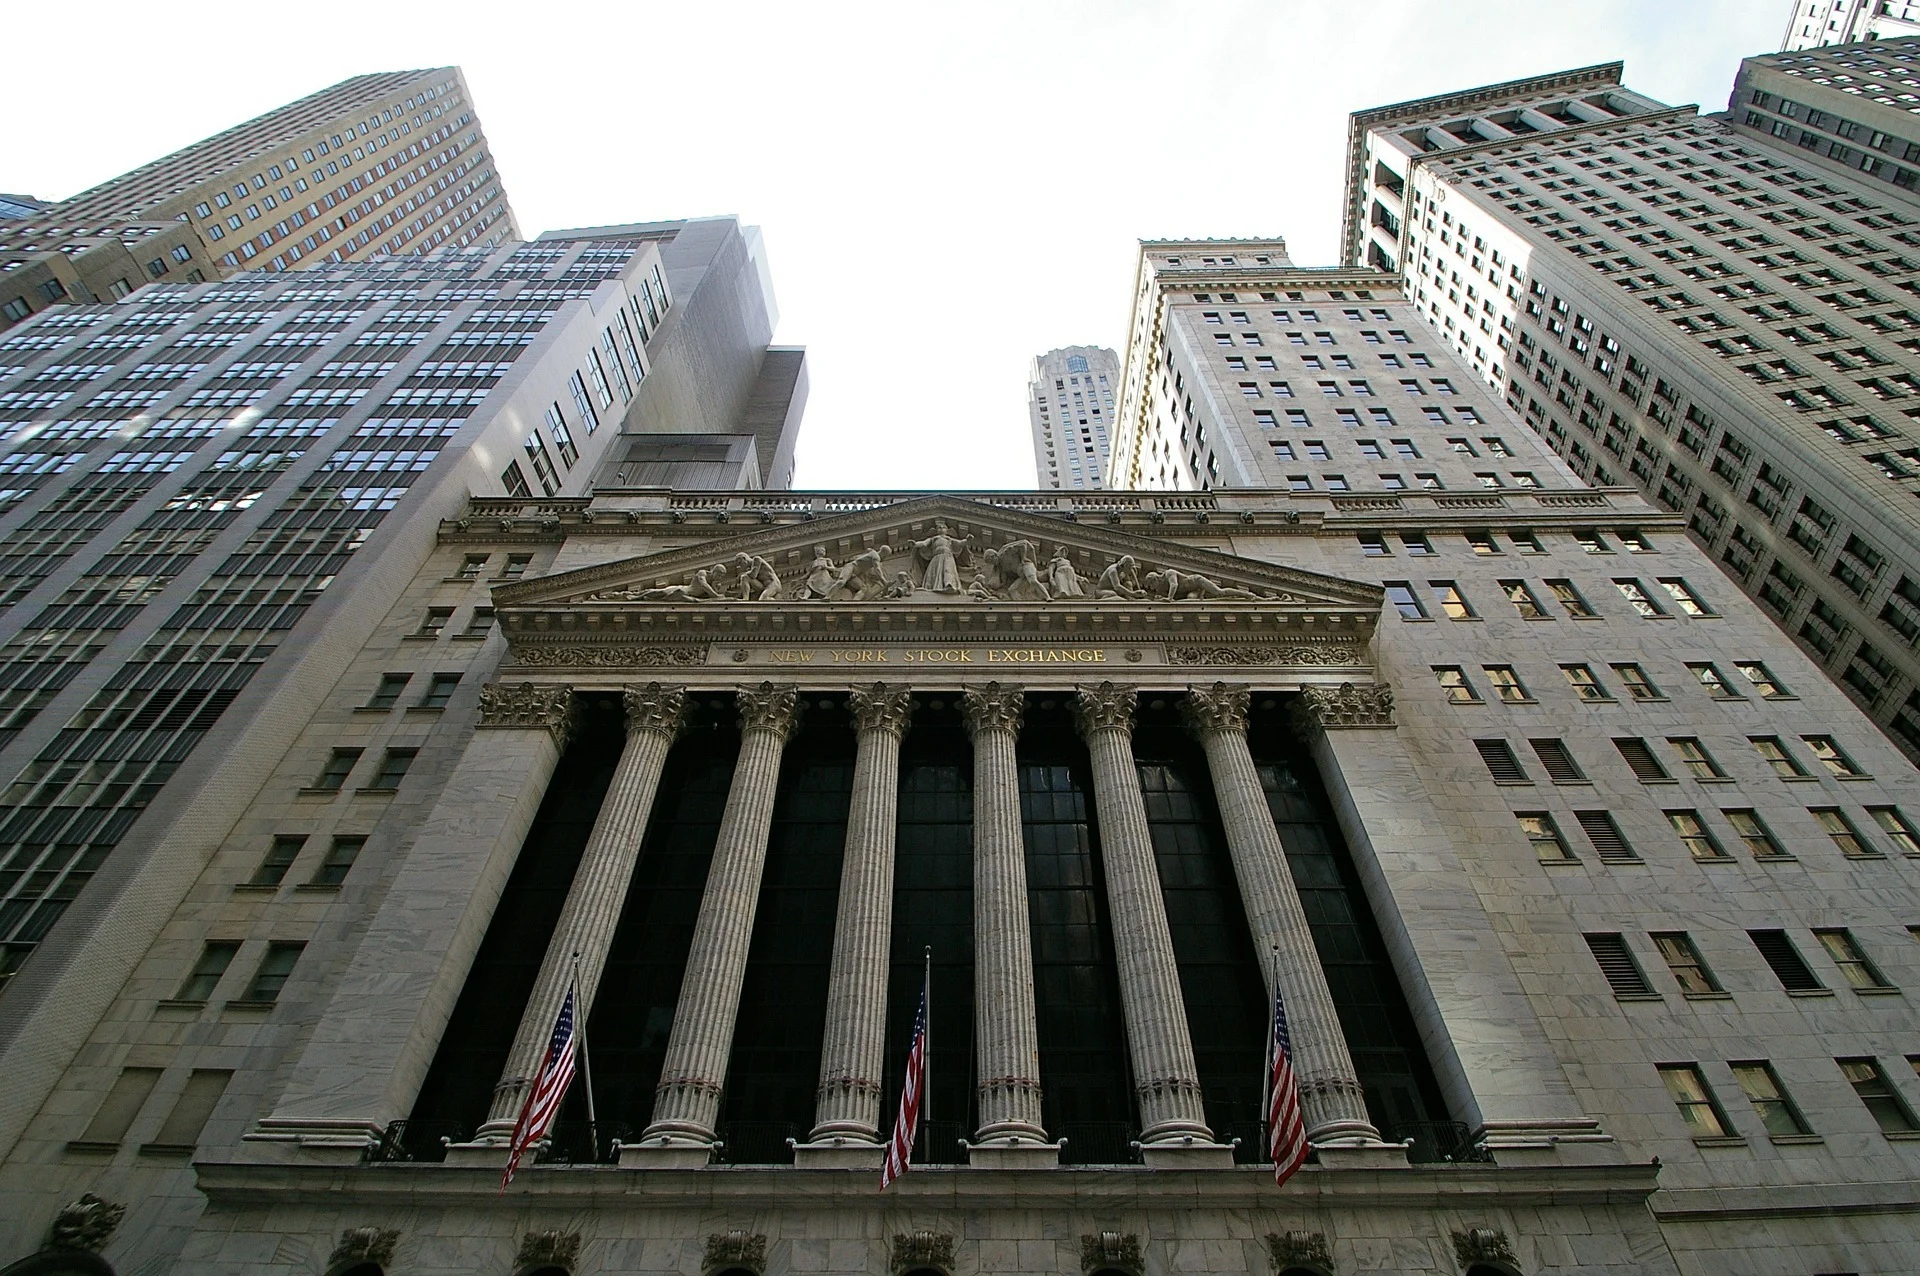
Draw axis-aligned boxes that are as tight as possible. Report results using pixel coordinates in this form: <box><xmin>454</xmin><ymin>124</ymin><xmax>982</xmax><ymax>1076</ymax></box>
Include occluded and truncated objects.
<box><xmin>803</xmin><ymin>547</ymin><xmax>836</xmax><ymax>599</ymax></box>
<box><xmin>1047</xmin><ymin>545</ymin><xmax>1085</xmax><ymax>598</ymax></box>
<box><xmin>327</xmin><ymin>1227</ymin><xmax>400</xmax><ymax>1270</ymax></box>
<box><xmin>48</xmin><ymin>1194</ymin><xmax>126</xmax><ymax>1253</ymax></box>
<box><xmin>518</xmin><ymin>1231</ymin><xmax>582</xmax><ymax>1269</ymax></box>
<box><xmin>911</xmin><ymin>520</ymin><xmax>971</xmax><ymax>593</ymax></box>
<box><xmin>638</xmin><ymin>568</ymin><xmax>722</xmax><ymax>602</ymax></box>
<box><xmin>830</xmin><ymin>547</ymin><xmax>889</xmax><ymax>600</ymax></box>
<box><xmin>721</xmin><ymin>552</ymin><xmax>782</xmax><ymax>600</ymax></box>
<box><xmin>1144</xmin><ymin>568</ymin><xmax>1261</xmax><ymax>601</ymax></box>
<box><xmin>892</xmin><ymin>1230</ymin><xmax>956</xmax><ymax>1271</ymax></box>
<box><xmin>1095</xmin><ymin>555</ymin><xmax>1147</xmax><ymax>600</ymax></box>
<box><xmin>988</xmin><ymin>539</ymin><xmax>1051</xmax><ymax>601</ymax></box>
<box><xmin>705</xmin><ymin>1230</ymin><xmax>767</xmax><ymax>1274</ymax></box>
<box><xmin>883</xmin><ymin>571</ymin><xmax>915</xmax><ymax>599</ymax></box>
<box><xmin>1079</xmin><ymin>1231</ymin><xmax>1142</xmax><ymax>1275</ymax></box>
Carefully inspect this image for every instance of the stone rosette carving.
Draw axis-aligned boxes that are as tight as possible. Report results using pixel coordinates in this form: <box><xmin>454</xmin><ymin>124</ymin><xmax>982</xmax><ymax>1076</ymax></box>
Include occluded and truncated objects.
<box><xmin>48</xmin><ymin>1193</ymin><xmax>125</xmax><ymax>1253</ymax></box>
<box><xmin>704</xmin><ymin>1229</ymin><xmax>767</xmax><ymax>1274</ymax></box>
<box><xmin>1071</xmin><ymin>682</ymin><xmax>1137</xmax><ymax>737</ymax></box>
<box><xmin>1452</xmin><ymin>1227</ymin><xmax>1516</xmax><ymax>1267</ymax></box>
<box><xmin>513</xmin><ymin>644</ymin><xmax>704</xmax><ymax>668</ymax></box>
<box><xmin>736</xmin><ymin>682</ymin><xmax>803</xmax><ymax>739</ymax></box>
<box><xmin>518</xmin><ymin>1230</ymin><xmax>582</xmax><ymax>1269</ymax></box>
<box><xmin>328</xmin><ymin>1226</ymin><xmax>400</xmax><ymax>1269</ymax></box>
<box><xmin>1079</xmin><ymin>1231</ymin><xmax>1143</xmax><ymax>1275</ymax></box>
<box><xmin>476</xmin><ymin>682</ymin><xmax>577</xmax><ymax>742</ymax></box>
<box><xmin>1267</xmin><ymin>1230</ymin><xmax>1333</xmax><ymax>1271</ymax></box>
<box><xmin>1183</xmin><ymin>682</ymin><xmax>1251</xmax><ymax>735</ymax></box>
<box><xmin>623</xmin><ymin>683</ymin><xmax>688</xmax><ymax>739</ymax></box>
<box><xmin>960</xmin><ymin>682</ymin><xmax>1024</xmax><ymax>736</ymax></box>
<box><xmin>1169</xmin><ymin>644</ymin><xmax>1363</xmax><ymax>667</ymax></box>
<box><xmin>1289</xmin><ymin>683</ymin><xmax>1395</xmax><ymax>732</ymax></box>
<box><xmin>891</xmin><ymin>1230</ymin><xmax>956</xmax><ymax>1272</ymax></box>
<box><xmin>849</xmin><ymin>682</ymin><xmax>913</xmax><ymax>736</ymax></box>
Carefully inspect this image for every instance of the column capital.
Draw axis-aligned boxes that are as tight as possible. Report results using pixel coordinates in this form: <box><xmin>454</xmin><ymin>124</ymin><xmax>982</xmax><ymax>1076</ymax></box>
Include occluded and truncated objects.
<box><xmin>736</xmin><ymin>682</ymin><xmax>803</xmax><ymax>740</ymax></box>
<box><xmin>960</xmin><ymin>682</ymin><xmax>1024</xmax><ymax>737</ymax></box>
<box><xmin>1182</xmin><ymin>682</ymin><xmax>1251</xmax><ymax>735</ymax></box>
<box><xmin>1070</xmin><ymin>681</ymin><xmax>1137</xmax><ymax>739</ymax></box>
<box><xmin>848</xmin><ymin>682</ymin><xmax>913</xmax><ymax>737</ymax></box>
<box><xmin>623</xmin><ymin>683</ymin><xmax>688</xmax><ymax>739</ymax></box>
<box><xmin>1290</xmin><ymin>682</ymin><xmax>1395</xmax><ymax>733</ymax></box>
<box><xmin>477</xmin><ymin>682</ymin><xmax>577</xmax><ymax>744</ymax></box>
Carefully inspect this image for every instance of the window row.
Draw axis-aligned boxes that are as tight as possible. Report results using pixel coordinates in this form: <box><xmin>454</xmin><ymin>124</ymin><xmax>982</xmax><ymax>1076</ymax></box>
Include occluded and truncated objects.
<box><xmin>307</xmin><ymin>745</ymin><xmax>416</xmax><ymax>794</ymax></box>
<box><xmin>364</xmin><ymin>671</ymin><xmax>462</xmax><ymax>711</ymax></box>
<box><xmin>1655</xmin><ymin>1055</ymin><xmax>1920</xmax><ymax>1142</ymax></box>
<box><xmin>1586</xmin><ymin>926</ymin><xmax>1903</xmax><ymax>1001</ymax></box>
<box><xmin>1518</xmin><ymin>799</ymin><xmax>1913</xmax><ymax>866</ymax></box>
<box><xmin>1437</xmin><ymin>657</ymin><xmax>1790</xmax><ymax>705</ymax></box>
<box><xmin>1478</xmin><ymin>731</ymin><xmax>1870</xmax><ymax>787</ymax></box>
<box><xmin>1252</xmin><ymin>403</ymin><xmax>1486</xmax><ymax>428</ymax></box>
<box><xmin>245</xmin><ymin>833</ymin><xmax>365</xmax><ymax>888</ymax></box>
<box><xmin>413</xmin><ymin>605</ymin><xmax>495</xmax><ymax>638</ymax></box>
<box><xmin>171</xmin><ymin>938</ymin><xmax>305</xmax><ymax>1006</ymax></box>
<box><xmin>1386</xmin><ymin>574</ymin><xmax>1713</xmax><ymax>620</ymax></box>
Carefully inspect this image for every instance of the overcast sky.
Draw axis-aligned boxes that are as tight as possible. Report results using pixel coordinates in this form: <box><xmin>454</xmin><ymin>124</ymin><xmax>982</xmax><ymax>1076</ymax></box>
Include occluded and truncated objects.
<box><xmin>9</xmin><ymin>1</ymin><xmax>1782</xmax><ymax>490</ymax></box>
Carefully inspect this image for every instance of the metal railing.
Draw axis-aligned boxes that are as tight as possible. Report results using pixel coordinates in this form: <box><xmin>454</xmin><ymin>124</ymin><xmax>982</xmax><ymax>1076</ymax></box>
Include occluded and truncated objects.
<box><xmin>715</xmin><ymin>1121</ymin><xmax>801</xmax><ymax>1165</ymax></box>
<box><xmin>1057</xmin><ymin>1122</ymin><xmax>1141</xmax><ymax>1165</ymax></box>
<box><xmin>1384</xmin><ymin>1119</ymin><xmax>1491</xmax><ymax>1164</ymax></box>
<box><xmin>534</xmin><ymin>1120</ymin><xmax>631</xmax><ymax>1165</ymax></box>
<box><xmin>366</xmin><ymin>1119</ymin><xmax>466</xmax><ymax>1163</ymax></box>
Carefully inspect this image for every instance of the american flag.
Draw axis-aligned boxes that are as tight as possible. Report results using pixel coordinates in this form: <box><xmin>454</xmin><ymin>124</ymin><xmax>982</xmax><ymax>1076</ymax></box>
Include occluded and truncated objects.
<box><xmin>880</xmin><ymin>972</ymin><xmax>929</xmax><ymax>1190</ymax></box>
<box><xmin>1266</xmin><ymin>984</ymin><xmax>1309</xmax><ymax>1187</ymax></box>
<box><xmin>501</xmin><ymin>981</ymin><xmax>578</xmax><ymax>1190</ymax></box>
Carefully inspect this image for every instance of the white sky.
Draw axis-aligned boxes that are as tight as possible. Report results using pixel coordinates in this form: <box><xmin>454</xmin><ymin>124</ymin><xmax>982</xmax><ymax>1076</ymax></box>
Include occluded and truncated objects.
<box><xmin>8</xmin><ymin>1</ymin><xmax>1781</xmax><ymax>490</ymax></box>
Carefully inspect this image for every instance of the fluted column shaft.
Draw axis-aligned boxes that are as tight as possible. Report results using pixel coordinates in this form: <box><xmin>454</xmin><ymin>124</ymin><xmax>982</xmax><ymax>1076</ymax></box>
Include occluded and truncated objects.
<box><xmin>640</xmin><ymin>683</ymin><xmax>802</xmax><ymax>1148</ymax></box>
<box><xmin>1073</xmin><ymin>682</ymin><xmax>1213</xmax><ymax>1145</ymax></box>
<box><xmin>1186</xmin><ymin>682</ymin><xmax>1380</xmax><ymax>1145</ymax></box>
<box><xmin>963</xmin><ymin>683</ymin><xmax>1049</xmax><ymax>1145</ymax></box>
<box><xmin>480</xmin><ymin>684</ymin><xmax>687</xmax><ymax>1138</ymax></box>
<box><xmin>810</xmin><ymin>684</ymin><xmax>912</xmax><ymax>1143</ymax></box>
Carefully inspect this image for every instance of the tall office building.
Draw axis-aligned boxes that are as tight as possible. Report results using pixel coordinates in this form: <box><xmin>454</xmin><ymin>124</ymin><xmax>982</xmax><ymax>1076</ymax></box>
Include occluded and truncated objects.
<box><xmin>0</xmin><ymin>69</ymin><xmax>516</xmax><ymax>330</ymax></box>
<box><xmin>1783</xmin><ymin>0</ymin><xmax>1920</xmax><ymax>50</ymax></box>
<box><xmin>1341</xmin><ymin>39</ymin><xmax>1920</xmax><ymax>764</ymax></box>
<box><xmin>1028</xmin><ymin>345</ymin><xmax>1118</xmax><ymax>489</ymax></box>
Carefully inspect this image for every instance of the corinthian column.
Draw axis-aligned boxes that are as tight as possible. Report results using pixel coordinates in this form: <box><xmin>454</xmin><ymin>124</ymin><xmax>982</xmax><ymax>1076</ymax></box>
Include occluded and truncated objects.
<box><xmin>799</xmin><ymin>683</ymin><xmax>912</xmax><ymax>1167</ymax></box>
<box><xmin>962</xmin><ymin>682</ymin><xmax>1056</xmax><ymax>1166</ymax></box>
<box><xmin>1072</xmin><ymin>681</ymin><xmax>1226</xmax><ymax>1165</ymax></box>
<box><xmin>473</xmin><ymin>683</ymin><xmax>688</xmax><ymax>1146</ymax></box>
<box><xmin>1184</xmin><ymin>682</ymin><xmax>1381</xmax><ymax>1146</ymax></box>
<box><xmin>627</xmin><ymin>682</ymin><xmax>802</xmax><ymax>1166</ymax></box>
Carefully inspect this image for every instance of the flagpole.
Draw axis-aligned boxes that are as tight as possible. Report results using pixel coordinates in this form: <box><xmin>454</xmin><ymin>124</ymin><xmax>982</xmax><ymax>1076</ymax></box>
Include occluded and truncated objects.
<box><xmin>571</xmin><ymin>952</ymin><xmax>599</xmax><ymax>1162</ymax></box>
<box><xmin>919</xmin><ymin>945</ymin><xmax>931</xmax><ymax>1164</ymax></box>
<box><xmin>1264</xmin><ymin>944</ymin><xmax>1278</xmax><ymax>1152</ymax></box>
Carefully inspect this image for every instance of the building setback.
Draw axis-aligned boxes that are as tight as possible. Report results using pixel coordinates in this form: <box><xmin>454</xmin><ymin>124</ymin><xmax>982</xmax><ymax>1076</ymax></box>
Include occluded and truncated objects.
<box><xmin>1782</xmin><ymin>0</ymin><xmax>1920</xmax><ymax>51</ymax></box>
<box><xmin>0</xmin><ymin>69</ymin><xmax>516</xmax><ymax>330</ymax></box>
<box><xmin>1342</xmin><ymin>38</ymin><xmax>1920</xmax><ymax>764</ymax></box>
<box><xmin>1028</xmin><ymin>345</ymin><xmax>1118</xmax><ymax>489</ymax></box>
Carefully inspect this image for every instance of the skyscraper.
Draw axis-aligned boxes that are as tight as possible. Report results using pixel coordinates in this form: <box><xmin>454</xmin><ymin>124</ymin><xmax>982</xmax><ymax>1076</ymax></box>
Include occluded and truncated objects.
<box><xmin>1028</xmin><ymin>345</ymin><xmax>1118</xmax><ymax>489</ymax></box>
<box><xmin>0</xmin><ymin>69</ymin><xmax>516</xmax><ymax>329</ymax></box>
<box><xmin>1342</xmin><ymin>39</ymin><xmax>1920</xmax><ymax>763</ymax></box>
<box><xmin>1782</xmin><ymin>0</ymin><xmax>1920</xmax><ymax>50</ymax></box>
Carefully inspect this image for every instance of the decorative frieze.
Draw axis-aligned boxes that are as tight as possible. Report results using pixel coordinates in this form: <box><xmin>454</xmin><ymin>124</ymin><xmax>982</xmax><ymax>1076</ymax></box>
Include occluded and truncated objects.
<box><xmin>329</xmin><ymin>1226</ymin><xmax>400</xmax><ymax>1269</ymax></box>
<box><xmin>475</xmin><ymin>682</ymin><xmax>577</xmax><ymax>742</ymax></box>
<box><xmin>705</xmin><ymin>1230</ymin><xmax>767</xmax><ymax>1273</ymax></box>
<box><xmin>1080</xmin><ymin>1231</ymin><xmax>1143</xmax><ymax>1275</ymax></box>
<box><xmin>1169</xmin><ymin>643</ymin><xmax>1363</xmax><ymax>666</ymax></box>
<box><xmin>1289</xmin><ymin>682</ymin><xmax>1395</xmax><ymax>731</ymax></box>
<box><xmin>622</xmin><ymin>682</ymin><xmax>688</xmax><ymax>737</ymax></box>
<box><xmin>512</xmin><ymin>643</ymin><xmax>704</xmax><ymax>667</ymax></box>
<box><xmin>1453</xmin><ymin>1227</ymin><xmax>1516</xmax><ymax>1267</ymax></box>
<box><xmin>518</xmin><ymin>1230</ymin><xmax>582</xmax><ymax>1269</ymax></box>
<box><xmin>1267</xmin><ymin>1231</ymin><xmax>1333</xmax><ymax>1271</ymax></box>
<box><xmin>48</xmin><ymin>1193</ymin><xmax>125</xmax><ymax>1253</ymax></box>
<box><xmin>891</xmin><ymin>1230</ymin><xmax>956</xmax><ymax>1272</ymax></box>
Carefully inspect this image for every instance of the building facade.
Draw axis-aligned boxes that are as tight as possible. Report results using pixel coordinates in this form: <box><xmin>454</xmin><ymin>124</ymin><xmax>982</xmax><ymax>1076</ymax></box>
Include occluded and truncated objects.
<box><xmin>0</xmin><ymin>69</ymin><xmax>516</xmax><ymax>330</ymax></box>
<box><xmin>1783</xmin><ymin>0</ymin><xmax>1920</xmax><ymax>51</ymax></box>
<box><xmin>1028</xmin><ymin>346</ymin><xmax>1118</xmax><ymax>490</ymax></box>
<box><xmin>1340</xmin><ymin>41</ymin><xmax>1920</xmax><ymax>765</ymax></box>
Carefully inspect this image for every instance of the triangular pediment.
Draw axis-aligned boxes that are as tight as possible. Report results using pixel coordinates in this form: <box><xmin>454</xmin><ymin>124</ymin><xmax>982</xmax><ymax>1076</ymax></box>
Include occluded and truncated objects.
<box><xmin>495</xmin><ymin>495</ymin><xmax>1381</xmax><ymax>614</ymax></box>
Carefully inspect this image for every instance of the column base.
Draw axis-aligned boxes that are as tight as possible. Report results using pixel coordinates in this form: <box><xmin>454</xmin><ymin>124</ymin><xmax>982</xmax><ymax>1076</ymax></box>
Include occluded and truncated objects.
<box><xmin>963</xmin><ymin>1138</ymin><xmax>1061</xmax><ymax>1169</ymax></box>
<box><xmin>441</xmin><ymin>1140</ymin><xmax>510</xmax><ymax>1168</ymax></box>
<box><xmin>242</xmin><ymin>1117</ymin><xmax>384</xmax><ymax>1164</ymax></box>
<box><xmin>791</xmin><ymin>1139</ymin><xmax>885</xmax><ymax>1169</ymax></box>
<box><xmin>1479</xmin><ymin>1118</ymin><xmax>1622</xmax><ymax>1167</ymax></box>
<box><xmin>618</xmin><ymin>1137</ymin><xmax>717</xmax><ymax>1169</ymax></box>
<box><xmin>1138</xmin><ymin>1139</ymin><xmax>1236</xmax><ymax>1169</ymax></box>
<box><xmin>1311</xmin><ymin>1141</ymin><xmax>1413</xmax><ymax>1170</ymax></box>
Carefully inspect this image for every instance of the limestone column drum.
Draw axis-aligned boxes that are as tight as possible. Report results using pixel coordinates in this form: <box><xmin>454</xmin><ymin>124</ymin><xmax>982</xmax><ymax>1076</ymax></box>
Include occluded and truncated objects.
<box><xmin>476</xmin><ymin>683</ymin><xmax>687</xmax><ymax>1143</ymax></box>
<box><xmin>803</xmin><ymin>683</ymin><xmax>913</xmax><ymax>1160</ymax></box>
<box><xmin>1184</xmin><ymin>681</ymin><xmax>1381</xmax><ymax>1145</ymax></box>
<box><xmin>630</xmin><ymin>682</ymin><xmax>803</xmax><ymax>1163</ymax></box>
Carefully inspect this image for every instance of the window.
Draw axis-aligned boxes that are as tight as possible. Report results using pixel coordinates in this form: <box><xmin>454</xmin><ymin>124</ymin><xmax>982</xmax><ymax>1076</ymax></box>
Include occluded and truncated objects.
<box><xmin>1751</xmin><ymin>737</ymin><xmax>1808</xmax><ymax>777</ymax></box>
<box><xmin>1434</xmin><ymin>666</ymin><xmax>1480</xmax><ymax>703</ymax></box>
<box><xmin>1808</xmin><ymin>807</ymin><xmax>1872</xmax><ymax>858</ymax></box>
<box><xmin>242</xmin><ymin>942</ymin><xmax>305</xmax><ymax>1004</ymax></box>
<box><xmin>500</xmin><ymin>554</ymin><xmax>533</xmax><ymax>579</ymax></box>
<box><xmin>1730</xmin><ymin>1062</ymin><xmax>1809</xmax><ymax>1137</ymax></box>
<box><xmin>1475</xmin><ymin>738</ymin><xmax>1529</xmax><ymax>782</ymax></box>
<box><xmin>1654</xmin><ymin>932</ymin><xmax>1723</xmax><ymax>993</ymax></box>
<box><xmin>1562</xmin><ymin>664</ymin><xmax>1611</xmax><ymax>702</ymax></box>
<box><xmin>457</xmin><ymin>553</ymin><xmax>489</xmax><ymax>580</ymax></box>
<box><xmin>1575</xmin><ymin>530</ymin><xmax>1612</xmax><ymax>554</ymax></box>
<box><xmin>1617</xmin><ymin>738</ymin><xmax>1671</xmax><ymax>782</ymax></box>
<box><xmin>1666</xmin><ymin>809</ymin><xmax>1728</xmax><ymax>860</ymax></box>
<box><xmin>1617</xmin><ymin>528</ymin><xmax>1655</xmax><ymax>553</ymax></box>
<box><xmin>1867</xmin><ymin>806</ymin><xmax>1920</xmax><ymax>855</ymax></box>
<box><xmin>311</xmin><ymin>836</ymin><xmax>365</xmax><ymax>887</ymax></box>
<box><xmin>463</xmin><ymin>607</ymin><xmax>496</xmax><ymax>637</ymax></box>
<box><xmin>1575</xmin><ymin>810</ymin><xmax>1636</xmax><ymax>860</ymax></box>
<box><xmin>1532</xmin><ymin>738</ymin><xmax>1587</xmax><ymax>782</ymax></box>
<box><xmin>1658</xmin><ymin>578</ymin><xmax>1715</xmax><ymax>616</ymax></box>
<box><xmin>1727</xmin><ymin>808</ymin><xmax>1788</xmax><ymax>858</ymax></box>
<box><xmin>1839</xmin><ymin>1058</ymin><xmax>1918</xmax><ymax>1133</ymax></box>
<box><xmin>1586</xmin><ymin>933</ymin><xmax>1656</xmax><ymax>997</ymax></box>
<box><xmin>1803</xmin><ymin>735</ymin><xmax>1865</xmax><ymax>777</ymax></box>
<box><xmin>1502</xmin><ymin>580</ymin><xmax>1548</xmax><ymax>618</ymax></box>
<box><xmin>1384</xmin><ymin>582</ymin><xmax>1426</xmax><ymax>619</ymax></box>
<box><xmin>75</xmin><ymin>1068</ymin><xmax>163</xmax><ymax>1147</ymax></box>
<box><xmin>1615</xmin><ymin>579</ymin><xmax>1666</xmax><ymax>617</ymax></box>
<box><xmin>1357</xmin><ymin>532</ymin><xmax>1389</xmax><ymax>556</ymax></box>
<box><xmin>1688</xmin><ymin>663</ymin><xmax>1741</xmax><ymax>699</ymax></box>
<box><xmin>1431</xmin><ymin>581</ymin><xmax>1475</xmax><ymax>619</ymax></box>
<box><xmin>1658</xmin><ymin>1064</ymin><xmax>1734</xmax><ymax>1138</ymax></box>
<box><xmin>366</xmin><ymin>673</ymin><xmax>410</xmax><ymax>710</ymax></box>
<box><xmin>419</xmin><ymin>673</ymin><xmax>460</xmax><ymax>709</ymax></box>
<box><xmin>1468</xmin><ymin>531</ymin><xmax>1502</xmax><ymax>556</ymax></box>
<box><xmin>1484</xmin><ymin>666</ymin><xmax>1531</xmax><ymax>703</ymax></box>
<box><xmin>250</xmin><ymin>836</ymin><xmax>305</xmax><ymax>887</ymax></box>
<box><xmin>1545</xmin><ymin>579</ymin><xmax>1594</xmax><ymax>617</ymax></box>
<box><xmin>147</xmin><ymin>1069</ymin><xmax>232</xmax><ymax>1152</ymax></box>
<box><xmin>311</xmin><ymin>748</ymin><xmax>360</xmax><ymax>792</ymax></box>
<box><xmin>1750</xmin><ymin>929</ymin><xmax>1824</xmax><ymax>992</ymax></box>
<box><xmin>365</xmin><ymin>748</ymin><xmax>416</xmax><ymax>792</ymax></box>
<box><xmin>1669</xmin><ymin>738</ymin><xmax>1727</xmax><ymax>780</ymax></box>
<box><xmin>1735</xmin><ymin>661</ymin><xmax>1790</xmax><ymax>698</ymax></box>
<box><xmin>1517</xmin><ymin>811</ymin><xmax>1574</xmax><ymax>860</ymax></box>
<box><xmin>1612</xmin><ymin>663</ymin><xmax>1663</xmax><ymax>700</ymax></box>
<box><xmin>1399</xmin><ymin>533</ymin><xmax>1433</xmax><ymax>556</ymax></box>
<box><xmin>175</xmin><ymin>942</ymin><xmax>239</xmax><ymax>1002</ymax></box>
<box><xmin>416</xmin><ymin>607</ymin><xmax>453</xmax><ymax>637</ymax></box>
<box><xmin>1816</xmin><ymin>929</ymin><xmax>1894</xmax><ymax>991</ymax></box>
